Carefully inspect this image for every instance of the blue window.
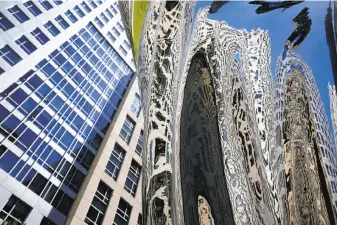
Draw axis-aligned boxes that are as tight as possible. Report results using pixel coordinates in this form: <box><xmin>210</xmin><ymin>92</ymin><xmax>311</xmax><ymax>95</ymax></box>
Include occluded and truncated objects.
<box><xmin>74</xmin><ymin>6</ymin><xmax>85</xmax><ymax>18</ymax></box>
<box><xmin>97</xmin><ymin>0</ymin><xmax>103</xmax><ymax>5</ymax></box>
<box><xmin>31</xmin><ymin>28</ymin><xmax>50</xmax><ymax>45</ymax></box>
<box><xmin>0</xmin><ymin>150</ymin><xmax>19</xmax><ymax>173</ymax></box>
<box><xmin>0</xmin><ymin>45</ymin><xmax>22</xmax><ymax>66</ymax></box>
<box><xmin>116</xmin><ymin>22</ymin><xmax>124</xmax><ymax>32</ymax></box>
<box><xmin>65</xmin><ymin>10</ymin><xmax>77</xmax><ymax>23</ymax></box>
<box><xmin>81</xmin><ymin>2</ymin><xmax>91</xmax><ymax>13</ymax></box>
<box><xmin>105</xmin><ymin>9</ymin><xmax>113</xmax><ymax>19</ymax></box>
<box><xmin>39</xmin><ymin>0</ymin><xmax>53</xmax><ymax>10</ymax></box>
<box><xmin>94</xmin><ymin>17</ymin><xmax>103</xmax><ymax>28</ymax></box>
<box><xmin>54</xmin><ymin>0</ymin><xmax>63</xmax><ymax>5</ymax></box>
<box><xmin>107</xmin><ymin>31</ymin><xmax>116</xmax><ymax>43</ymax></box>
<box><xmin>44</xmin><ymin>21</ymin><xmax>60</xmax><ymax>36</ymax></box>
<box><xmin>88</xmin><ymin>0</ymin><xmax>97</xmax><ymax>9</ymax></box>
<box><xmin>23</xmin><ymin>1</ymin><xmax>42</xmax><ymax>16</ymax></box>
<box><xmin>112</xmin><ymin>27</ymin><xmax>120</xmax><ymax>37</ymax></box>
<box><xmin>100</xmin><ymin>13</ymin><xmax>108</xmax><ymax>24</ymax></box>
<box><xmin>55</xmin><ymin>15</ymin><xmax>69</xmax><ymax>29</ymax></box>
<box><xmin>15</xmin><ymin>35</ymin><xmax>37</xmax><ymax>54</ymax></box>
<box><xmin>119</xmin><ymin>45</ymin><xmax>127</xmax><ymax>56</ymax></box>
<box><xmin>110</xmin><ymin>5</ymin><xmax>117</xmax><ymax>15</ymax></box>
<box><xmin>0</xmin><ymin>12</ymin><xmax>14</xmax><ymax>31</ymax></box>
<box><xmin>8</xmin><ymin>5</ymin><xmax>30</xmax><ymax>23</ymax></box>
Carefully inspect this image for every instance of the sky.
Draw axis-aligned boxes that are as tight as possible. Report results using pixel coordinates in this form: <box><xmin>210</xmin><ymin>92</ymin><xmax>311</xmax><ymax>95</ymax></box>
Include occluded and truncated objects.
<box><xmin>194</xmin><ymin>1</ymin><xmax>335</xmax><ymax>133</ymax></box>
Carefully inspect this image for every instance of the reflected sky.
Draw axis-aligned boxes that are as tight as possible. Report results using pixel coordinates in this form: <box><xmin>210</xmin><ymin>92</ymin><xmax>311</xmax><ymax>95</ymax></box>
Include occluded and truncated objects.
<box><xmin>194</xmin><ymin>1</ymin><xmax>334</xmax><ymax>131</ymax></box>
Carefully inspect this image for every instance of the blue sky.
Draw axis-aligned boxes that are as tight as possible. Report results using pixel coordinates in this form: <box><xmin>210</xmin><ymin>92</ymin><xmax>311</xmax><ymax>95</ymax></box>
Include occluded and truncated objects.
<box><xmin>194</xmin><ymin>1</ymin><xmax>335</xmax><ymax>132</ymax></box>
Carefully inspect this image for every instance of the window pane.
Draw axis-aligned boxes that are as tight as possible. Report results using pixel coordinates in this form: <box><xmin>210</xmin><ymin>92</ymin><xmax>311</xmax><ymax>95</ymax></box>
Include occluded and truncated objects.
<box><xmin>44</xmin><ymin>21</ymin><xmax>60</xmax><ymax>36</ymax></box>
<box><xmin>0</xmin><ymin>45</ymin><xmax>22</xmax><ymax>66</ymax></box>
<box><xmin>31</xmin><ymin>27</ymin><xmax>50</xmax><ymax>45</ymax></box>
<box><xmin>55</xmin><ymin>15</ymin><xmax>69</xmax><ymax>29</ymax></box>
<box><xmin>65</xmin><ymin>10</ymin><xmax>78</xmax><ymax>23</ymax></box>
<box><xmin>24</xmin><ymin>1</ymin><xmax>42</xmax><ymax>16</ymax></box>
<box><xmin>40</xmin><ymin>0</ymin><xmax>53</xmax><ymax>10</ymax></box>
<box><xmin>8</xmin><ymin>5</ymin><xmax>30</xmax><ymax>23</ymax></box>
<box><xmin>15</xmin><ymin>35</ymin><xmax>37</xmax><ymax>55</ymax></box>
<box><xmin>74</xmin><ymin>6</ymin><xmax>85</xmax><ymax>18</ymax></box>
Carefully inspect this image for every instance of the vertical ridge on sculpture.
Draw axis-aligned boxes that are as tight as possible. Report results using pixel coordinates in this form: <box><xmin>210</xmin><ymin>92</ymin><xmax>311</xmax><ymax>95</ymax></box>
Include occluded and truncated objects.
<box><xmin>329</xmin><ymin>83</ymin><xmax>337</xmax><ymax>154</ymax></box>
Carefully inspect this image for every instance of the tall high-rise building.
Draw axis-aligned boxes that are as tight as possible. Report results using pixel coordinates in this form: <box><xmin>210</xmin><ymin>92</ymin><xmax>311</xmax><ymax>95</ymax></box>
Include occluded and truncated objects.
<box><xmin>0</xmin><ymin>1</ymin><xmax>143</xmax><ymax>225</ymax></box>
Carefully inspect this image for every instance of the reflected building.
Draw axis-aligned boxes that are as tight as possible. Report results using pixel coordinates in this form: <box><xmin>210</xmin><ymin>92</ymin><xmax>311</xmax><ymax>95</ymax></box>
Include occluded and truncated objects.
<box><xmin>275</xmin><ymin>49</ymin><xmax>337</xmax><ymax>223</ymax></box>
<box><xmin>138</xmin><ymin>2</ymin><xmax>337</xmax><ymax>225</ymax></box>
<box><xmin>138</xmin><ymin>4</ymin><xmax>284</xmax><ymax>225</ymax></box>
<box><xmin>0</xmin><ymin>1</ymin><xmax>144</xmax><ymax>225</ymax></box>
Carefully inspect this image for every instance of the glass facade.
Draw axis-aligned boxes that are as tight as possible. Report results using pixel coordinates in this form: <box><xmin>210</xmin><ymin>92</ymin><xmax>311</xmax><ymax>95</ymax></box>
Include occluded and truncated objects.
<box><xmin>0</xmin><ymin>21</ymin><xmax>133</xmax><ymax>220</ymax></box>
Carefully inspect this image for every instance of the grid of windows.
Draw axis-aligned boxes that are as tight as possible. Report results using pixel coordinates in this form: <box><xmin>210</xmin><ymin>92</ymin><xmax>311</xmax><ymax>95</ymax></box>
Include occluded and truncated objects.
<box><xmin>0</xmin><ymin>22</ymin><xmax>133</xmax><ymax>217</ymax></box>
<box><xmin>113</xmin><ymin>199</ymin><xmax>132</xmax><ymax>225</ymax></box>
<box><xmin>136</xmin><ymin>130</ymin><xmax>144</xmax><ymax>156</ymax></box>
<box><xmin>124</xmin><ymin>160</ymin><xmax>141</xmax><ymax>196</ymax></box>
<box><xmin>24</xmin><ymin>1</ymin><xmax>42</xmax><ymax>16</ymax></box>
<box><xmin>31</xmin><ymin>27</ymin><xmax>50</xmax><ymax>45</ymax></box>
<box><xmin>65</xmin><ymin>10</ymin><xmax>78</xmax><ymax>23</ymax></box>
<box><xmin>85</xmin><ymin>181</ymin><xmax>112</xmax><ymax>225</ymax></box>
<box><xmin>8</xmin><ymin>5</ymin><xmax>30</xmax><ymax>23</ymax></box>
<box><xmin>0</xmin><ymin>195</ymin><xmax>32</xmax><ymax>224</ymax></box>
<box><xmin>74</xmin><ymin>6</ymin><xmax>85</xmax><ymax>18</ymax></box>
<box><xmin>44</xmin><ymin>21</ymin><xmax>60</xmax><ymax>37</ymax></box>
<box><xmin>0</xmin><ymin>12</ymin><xmax>14</xmax><ymax>31</ymax></box>
<box><xmin>130</xmin><ymin>94</ymin><xmax>141</xmax><ymax>117</ymax></box>
<box><xmin>94</xmin><ymin>17</ymin><xmax>104</xmax><ymax>28</ymax></box>
<box><xmin>0</xmin><ymin>45</ymin><xmax>22</xmax><ymax>66</ymax></box>
<box><xmin>55</xmin><ymin>15</ymin><xmax>69</xmax><ymax>29</ymax></box>
<box><xmin>105</xmin><ymin>143</ymin><xmax>125</xmax><ymax>180</ymax></box>
<box><xmin>15</xmin><ymin>35</ymin><xmax>37</xmax><ymax>55</ymax></box>
<box><xmin>120</xmin><ymin>116</ymin><xmax>135</xmax><ymax>144</ymax></box>
<box><xmin>39</xmin><ymin>0</ymin><xmax>53</xmax><ymax>10</ymax></box>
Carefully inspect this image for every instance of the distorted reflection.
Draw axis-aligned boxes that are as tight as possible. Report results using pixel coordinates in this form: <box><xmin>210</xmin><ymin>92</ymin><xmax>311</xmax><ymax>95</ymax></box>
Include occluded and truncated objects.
<box><xmin>137</xmin><ymin>1</ymin><xmax>337</xmax><ymax>225</ymax></box>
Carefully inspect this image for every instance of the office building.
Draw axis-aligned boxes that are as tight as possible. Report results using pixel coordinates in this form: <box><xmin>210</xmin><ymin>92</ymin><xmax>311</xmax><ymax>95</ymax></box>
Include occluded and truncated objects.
<box><xmin>0</xmin><ymin>1</ymin><xmax>143</xmax><ymax>225</ymax></box>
